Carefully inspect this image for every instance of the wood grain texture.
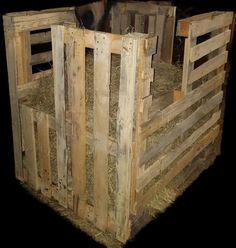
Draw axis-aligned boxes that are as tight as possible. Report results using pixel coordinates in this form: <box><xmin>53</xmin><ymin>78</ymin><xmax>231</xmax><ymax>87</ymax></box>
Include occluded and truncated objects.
<box><xmin>52</xmin><ymin>25</ymin><xmax>67</xmax><ymax>207</ymax></box>
<box><xmin>93</xmin><ymin>32</ymin><xmax>111</xmax><ymax>229</ymax></box>
<box><xmin>21</xmin><ymin>105</ymin><xmax>39</xmax><ymax>190</ymax></box>
<box><xmin>66</xmin><ymin>28</ymin><xmax>87</xmax><ymax>217</ymax></box>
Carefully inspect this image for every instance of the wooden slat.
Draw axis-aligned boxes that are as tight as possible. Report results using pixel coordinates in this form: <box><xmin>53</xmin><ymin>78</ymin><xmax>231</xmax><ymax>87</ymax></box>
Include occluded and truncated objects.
<box><xmin>182</xmin><ymin>37</ymin><xmax>197</xmax><ymax>94</ymax></box>
<box><xmin>138</xmin><ymin>111</ymin><xmax>221</xmax><ymax>191</ymax></box>
<box><xmin>137</xmin><ymin>125</ymin><xmax>220</xmax><ymax>210</ymax></box>
<box><xmin>3</xmin><ymin>16</ymin><xmax>23</xmax><ymax>180</ymax></box>
<box><xmin>15</xmin><ymin>31</ymin><xmax>32</xmax><ymax>85</ymax></box>
<box><xmin>30</xmin><ymin>31</ymin><xmax>51</xmax><ymax>44</ymax></box>
<box><xmin>66</xmin><ymin>28</ymin><xmax>87</xmax><ymax>217</ymax></box>
<box><xmin>190</xmin><ymin>12</ymin><xmax>234</xmax><ymax>38</ymax></box>
<box><xmin>143</xmin><ymin>71</ymin><xmax>225</xmax><ymax>139</ymax></box>
<box><xmin>116</xmin><ymin>35</ymin><xmax>140</xmax><ymax>242</ymax></box>
<box><xmin>148</xmin><ymin>15</ymin><xmax>156</xmax><ymax>36</ymax></box>
<box><xmin>12</xmin><ymin>11</ymin><xmax>75</xmax><ymax>32</ymax></box>
<box><xmin>176</xmin><ymin>12</ymin><xmax>233</xmax><ymax>37</ymax></box>
<box><xmin>31</xmin><ymin>69</ymin><xmax>52</xmax><ymax>81</ymax></box>
<box><xmin>52</xmin><ymin>25</ymin><xmax>67</xmax><ymax>208</ymax></box>
<box><xmin>189</xmin><ymin>51</ymin><xmax>228</xmax><ymax>84</ymax></box>
<box><xmin>120</xmin><ymin>13</ymin><xmax>130</xmax><ymax>34</ymax></box>
<box><xmin>65</xmin><ymin>27</ymin><xmax>122</xmax><ymax>54</ymax></box>
<box><xmin>155</xmin><ymin>14</ymin><xmax>166</xmax><ymax>60</ymax></box>
<box><xmin>140</xmin><ymin>91</ymin><xmax>223</xmax><ymax>166</ymax></box>
<box><xmin>37</xmin><ymin>111</ymin><xmax>51</xmax><ymax>197</ymax></box>
<box><xmin>135</xmin><ymin>14</ymin><xmax>145</xmax><ymax>33</ymax></box>
<box><xmin>21</xmin><ymin>105</ymin><xmax>39</xmax><ymax>190</ymax></box>
<box><xmin>190</xmin><ymin>30</ymin><xmax>231</xmax><ymax>62</ymax></box>
<box><xmin>31</xmin><ymin>51</ymin><xmax>52</xmax><ymax>65</ymax></box>
<box><xmin>111</xmin><ymin>5</ymin><xmax>121</xmax><ymax>34</ymax></box>
<box><xmin>161</xmin><ymin>14</ymin><xmax>176</xmax><ymax>63</ymax></box>
<box><xmin>17</xmin><ymin>80</ymin><xmax>41</xmax><ymax>99</ymax></box>
<box><xmin>93</xmin><ymin>32</ymin><xmax>111</xmax><ymax>229</ymax></box>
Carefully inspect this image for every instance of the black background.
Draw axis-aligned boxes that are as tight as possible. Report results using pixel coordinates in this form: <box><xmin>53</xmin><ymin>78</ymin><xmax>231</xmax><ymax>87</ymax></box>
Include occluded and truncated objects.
<box><xmin>0</xmin><ymin>0</ymin><xmax>235</xmax><ymax>247</ymax></box>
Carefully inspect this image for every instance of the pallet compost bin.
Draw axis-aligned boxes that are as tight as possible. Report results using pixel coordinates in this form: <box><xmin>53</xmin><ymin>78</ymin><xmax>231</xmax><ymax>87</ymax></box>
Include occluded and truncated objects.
<box><xmin>3</xmin><ymin>1</ymin><xmax>234</xmax><ymax>246</ymax></box>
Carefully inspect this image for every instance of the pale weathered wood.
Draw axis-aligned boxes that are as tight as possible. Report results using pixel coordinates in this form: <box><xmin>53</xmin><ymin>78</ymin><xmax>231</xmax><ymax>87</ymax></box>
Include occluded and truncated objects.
<box><xmin>138</xmin><ymin>111</ymin><xmax>221</xmax><ymax>191</ymax></box>
<box><xmin>140</xmin><ymin>91</ymin><xmax>223</xmax><ymax>166</ymax></box>
<box><xmin>31</xmin><ymin>51</ymin><xmax>52</xmax><ymax>65</ymax></box>
<box><xmin>143</xmin><ymin>71</ymin><xmax>225</xmax><ymax>138</ymax></box>
<box><xmin>31</xmin><ymin>69</ymin><xmax>52</xmax><ymax>81</ymax></box>
<box><xmin>52</xmin><ymin>25</ymin><xmax>67</xmax><ymax>208</ymax></box>
<box><xmin>190</xmin><ymin>29</ymin><xmax>231</xmax><ymax>62</ymax></box>
<box><xmin>189</xmin><ymin>12</ymin><xmax>234</xmax><ymax>38</ymax></box>
<box><xmin>15</xmin><ymin>31</ymin><xmax>32</xmax><ymax>85</ymax></box>
<box><xmin>65</xmin><ymin>27</ymin><xmax>122</xmax><ymax>54</ymax></box>
<box><xmin>137</xmin><ymin>125</ymin><xmax>220</xmax><ymax>209</ymax></box>
<box><xmin>189</xmin><ymin>51</ymin><xmax>228</xmax><ymax>84</ymax></box>
<box><xmin>37</xmin><ymin>111</ymin><xmax>51</xmax><ymax>197</ymax></box>
<box><xmin>3</xmin><ymin>15</ymin><xmax>23</xmax><ymax>180</ymax></box>
<box><xmin>93</xmin><ymin>32</ymin><xmax>111</xmax><ymax>229</ymax></box>
<box><xmin>21</xmin><ymin>105</ymin><xmax>39</xmax><ymax>190</ymax></box>
<box><xmin>182</xmin><ymin>37</ymin><xmax>197</xmax><ymax>94</ymax></box>
<box><xmin>155</xmin><ymin>14</ymin><xmax>166</xmax><ymax>60</ymax></box>
<box><xmin>148</xmin><ymin>15</ymin><xmax>156</xmax><ymax>36</ymax></box>
<box><xmin>116</xmin><ymin>35</ymin><xmax>140</xmax><ymax>242</ymax></box>
<box><xmin>66</xmin><ymin>28</ymin><xmax>87</xmax><ymax>217</ymax></box>
<box><xmin>30</xmin><ymin>31</ymin><xmax>51</xmax><ymax>44</ymax></box>
<box><xmin>12</xmin><ymin>11</ymin><xmax>75</xmax><ymax>32</ymax></box>
<box><xmin>176</xmin><ymin>12</ymin><xmax>233</xmax><ymax>37</ymax></box>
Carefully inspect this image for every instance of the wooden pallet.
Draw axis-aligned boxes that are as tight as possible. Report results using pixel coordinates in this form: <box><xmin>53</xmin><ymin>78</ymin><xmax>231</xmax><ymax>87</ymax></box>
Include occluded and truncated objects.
<box><xmin>3</xmin><ymin>4</ymin><xmax>234</xmax><ymax>246</ymax></box>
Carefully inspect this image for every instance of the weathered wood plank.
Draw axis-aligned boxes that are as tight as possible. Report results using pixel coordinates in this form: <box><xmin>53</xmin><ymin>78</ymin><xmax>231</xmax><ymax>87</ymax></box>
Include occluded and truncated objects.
<box><xmin>190</xmin><ymin>29</ymin><xmax>231</xmax><ymax>62</ymax></box>
<box><xmin>12</xmin><ymin>11</ymin><xmax>75</xmax><ymax>32</ymax></box>
<box><xmin>135</xmin><ymin>14</ymin><xmax>145</xmax><ymax>33</ymax></box>
<box><xmin>148</xmin><ymin>15</ymin><xmax>156</xmax><ymax>36</ymax></box>
<box><xmin>52</xmin><ymin>25</ymin><xmax>67</xmax><ymax>208</ymax></box>
<box><xmin>182</xmin><ymin>37</ymin><xmax>196</xmax><ymax>94</ymax></box>
<box><xmin>31</xmin><ymin>69</ymin><xmax>52</xmax><ymax>81</ymax></box>
<box><xmin>21</xmin><ymin>105</ymin><xmax>39</xmax><ymax>190</ymax></box>
<box><xmin>93</xmin><ymin>32</ymin><xmax>111</xmax><ymax>229</ymax></box>
<box><xmin>155</xmin><ymin>14</ymin><xmax>166</xmax><ymax>60</ymax></box>
<box><xmin>137</xmin><ymin>125</ymin><xmax>220</xmax><ymax>210</ymax></box>
<box><xmin>190</xmin><ymin>12</ymin><xmax>234</xmax><ymax>38</ymax></box>
<box><xmin>30</xmin><ymin>30</ymin><xmax>51</xmax><ymax>44</ymax></box>
<box><xmin>66</xmin><ymin>28</ymin><xmax>87</xmax><ymax>217</ymax></box>
<box><xmin>37</xmin><ymin>111</ymin><xmax>51</xmax><ymax>197</ymax></box>
<box><xmin>3</xmin><ymin>16</ymin><xmax>23</xmax><ymax>180</ymax></box>
<box><xmin>15</xmin><ymin>31</ymin><xmax>32</xmax><ymax>85</ymax></box>
<box><xmin>65</xmin><ymin>27</ymin><xmax>122</xmax><ymax>54</ymax></box>
<box><xmin>143</xmin><ymin>71</ymin><xmax>225</xmax><ymax>138</ymax></box>
<box><xmin>177</xmin><ymin>12</ymin><xmax>233</xmax><ymax>37</ymax></box>
<box><xmin>120</xmin><ymin>13</ymin><xmax>130</xmax><ymax>34</ymax></box>
<box><xmin>138</xmin><ymin>111</ymin><xmax>221</xmax><ymax>191</ymax></box>
<box><xmin>189</xmin><ymin>51</ymin><xmax>228</xmax><ymax>84</ymax></box>
<box><xmin>116</xmin><ymin>35</ymin><xmax>140</xmax><ymax>242</ymax></box>
<box><xmin>31</xmin><ymin>51</ymin><xmax>52</xmax><ymax>65</ymax></box>
<box><xmin>140</xmin><ymin>91</ymin><xmax>223</xmax><ymax>166</ymax></box>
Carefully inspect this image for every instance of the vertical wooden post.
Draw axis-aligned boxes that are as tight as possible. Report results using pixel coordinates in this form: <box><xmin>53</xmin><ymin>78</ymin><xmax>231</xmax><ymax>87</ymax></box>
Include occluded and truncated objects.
<box><xmin>3</xmin><ymin>16</ymin><xmax>23</xmax><ymax>181</ymax></box>
<box><xmin>116</xmin><ymin>34</ymin><xmax>147</xmax><ymax>242</ymax></box>
<box><xmin>52</xmin><ymin>25</ymin><xmax>67</xmax><ymax>208</ymax></box>
<box><xmin>93</xmin><ymin>32</ymin><xmax>111</xmax><ymax>230</ymax></box>
<box><xmin>66</xmin><ymin>28</ymin><xmax>87</xmax><ymax>217</ymax></box>
<box><xmin>182</xmin><ymin>37</ymin><xmax>197</xmax><ymax>95</ymax></box>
